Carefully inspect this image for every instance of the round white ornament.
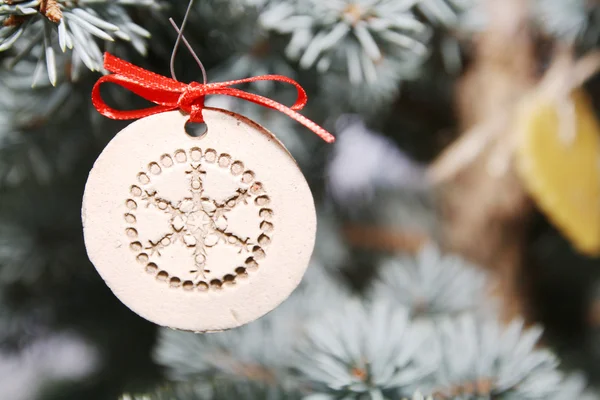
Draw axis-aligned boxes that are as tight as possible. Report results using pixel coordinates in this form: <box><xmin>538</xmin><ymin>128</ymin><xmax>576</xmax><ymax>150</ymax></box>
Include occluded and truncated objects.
<box><xmin>82</xmin><ymin>108</ymin><xmax>316</xmax><ymax>332</ymax></box>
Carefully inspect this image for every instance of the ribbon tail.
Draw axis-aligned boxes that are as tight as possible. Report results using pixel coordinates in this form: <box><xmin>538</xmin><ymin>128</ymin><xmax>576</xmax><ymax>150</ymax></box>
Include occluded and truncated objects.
<box><xmin>213</xmin><ymin>88</ymin><xmax>335</xmax><ymax>143</ymax></box>
<box><xmin>282</xmin><ymin>108</ymin><xmax>336</xmax><ymax>143</ymax></box>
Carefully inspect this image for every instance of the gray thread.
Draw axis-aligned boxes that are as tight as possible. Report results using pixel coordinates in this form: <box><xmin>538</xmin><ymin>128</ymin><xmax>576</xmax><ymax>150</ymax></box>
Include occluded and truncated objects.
<box><xmin>169</xmin><ymin>0</ymin><xmax>208</xmax><ymax>84</ymax></box>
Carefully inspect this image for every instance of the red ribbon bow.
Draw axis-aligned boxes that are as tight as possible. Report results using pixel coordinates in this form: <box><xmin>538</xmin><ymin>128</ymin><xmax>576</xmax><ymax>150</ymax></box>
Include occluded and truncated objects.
<box><xmin>92</xmin><ymin>53</ymin><xmax>335</xmax><ymax>143</ymax></box>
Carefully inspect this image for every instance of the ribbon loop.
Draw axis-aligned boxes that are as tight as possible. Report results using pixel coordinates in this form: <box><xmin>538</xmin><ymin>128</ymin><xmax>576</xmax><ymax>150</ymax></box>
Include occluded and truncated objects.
<box><xmin>92</xmin><ymin>53</ymin><xmax>335</xmax><ymax>143</ymax></box>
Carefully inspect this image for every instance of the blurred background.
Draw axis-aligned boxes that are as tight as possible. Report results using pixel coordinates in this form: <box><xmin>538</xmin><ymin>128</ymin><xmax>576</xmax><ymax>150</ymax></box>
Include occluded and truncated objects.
<box><xmin>2</xmin><ymin>0</ymin><xmax>600</xmax><ymax>399</ymax></box>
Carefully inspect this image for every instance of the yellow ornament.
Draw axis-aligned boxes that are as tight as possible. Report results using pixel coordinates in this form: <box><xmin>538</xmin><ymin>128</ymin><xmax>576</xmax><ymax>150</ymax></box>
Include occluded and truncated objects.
<box><xmin>516</xmin><ymin>89</ymin><xmax>600</xmax><ymax>256</ymax></box>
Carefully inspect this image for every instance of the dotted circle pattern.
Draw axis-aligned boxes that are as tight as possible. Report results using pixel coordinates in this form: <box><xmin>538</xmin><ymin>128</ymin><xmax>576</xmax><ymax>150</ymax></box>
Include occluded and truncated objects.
<box><xmin>124</xmin><ymin>147</ymin><xmax>274</xmax><ymax>292</ymax></box>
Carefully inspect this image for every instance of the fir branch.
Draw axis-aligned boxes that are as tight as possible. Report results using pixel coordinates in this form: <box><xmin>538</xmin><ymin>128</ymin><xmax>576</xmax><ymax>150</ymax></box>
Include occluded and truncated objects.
<box><xmin>316</xmin><ymin>56</ymin><xmax>415</xmax><ymax>114</ymax></box>
<box><xmin>535</xmin><ymin>0</ymin><xmax>600</xmax><ymax>48</ymax></box>
<box><xmin>184</xmin><ymin>0</ymin><xmax>268</xmax><ymax>60</ymax></box>
<box><xmin>372</xmin><ymin>245</ymin><xmax>489</xmax><ymax>318</ymax></box>
<box><xmin>0</xmin><ymin>0</ymin><xmax>159</xmax><ymax>85</ymax></box>
<box><xmin>146</xmin><ymin>263</ymin><xmax>594</xmax><ymax>400</ymax></box>
<box><xmin>260</xmin><ymin>0</ymin><xmax>431</xmax><ymax>85</ymax></box>
<box><xmin>427</xmin><ymin>314</ymin><xmax>589</xmax><ymax>399</ymax></box>
<box><xmin>296</xmin><ymin>299</ymin><xmax>436</xmax><ymax>399</ymax></box>
<box><xmin>0</xmin><ymin>61</ymin><xmax>95</xmax><ymax>187</ymax></box>
<box><xmin>415</xmin><ymin>0</ymin><xmax>477</xmax><ymax>28</ymax></box>
<box><xmin>413</xmin><ymin>0</ymin><xmax>485</xmax><ymax>74</ymax></box>
<box><xmin>152</xmin><ymin>263</ymin><xmax>351</xmax><ymax>397</ymax></box>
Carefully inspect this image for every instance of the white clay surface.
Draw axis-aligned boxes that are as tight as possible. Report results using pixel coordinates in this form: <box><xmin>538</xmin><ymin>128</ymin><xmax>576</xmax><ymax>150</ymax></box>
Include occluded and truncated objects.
<box><xmin>82</xmin><ymin>109</ymin><xmax>316</xmax><ymax>332</ymax></box>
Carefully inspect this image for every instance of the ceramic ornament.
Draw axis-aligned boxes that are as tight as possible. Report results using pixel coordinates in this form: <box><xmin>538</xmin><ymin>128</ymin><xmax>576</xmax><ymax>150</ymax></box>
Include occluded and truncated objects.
<box><xmin>83</xmin><ymin>53</ymin><xmax>334</xmax><ymax>332</ymax></box>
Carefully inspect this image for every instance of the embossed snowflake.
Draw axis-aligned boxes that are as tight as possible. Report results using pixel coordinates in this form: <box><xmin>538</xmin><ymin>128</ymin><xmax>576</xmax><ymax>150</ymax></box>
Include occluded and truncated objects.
<box><xmin>143</xmin><ymin>162</ymin><xmax>259</xmax><ymax>280</ymax></box>
<box><xmin>124</xmin><ymin>148</ymin><xmax>274</xmax><ymax>291</ymax></box>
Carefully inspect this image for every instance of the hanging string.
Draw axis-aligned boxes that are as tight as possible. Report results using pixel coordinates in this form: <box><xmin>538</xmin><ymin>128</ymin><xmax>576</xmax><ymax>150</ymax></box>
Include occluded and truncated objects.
<box><xmin>90</xmin><ymin>0</ymin><xmax>335</xmax><ymax>143</ymax></box>
<box><xmin>169</xmin><ymin>0</ymin><xmax>207</xmax><ymax>85</ymax></box>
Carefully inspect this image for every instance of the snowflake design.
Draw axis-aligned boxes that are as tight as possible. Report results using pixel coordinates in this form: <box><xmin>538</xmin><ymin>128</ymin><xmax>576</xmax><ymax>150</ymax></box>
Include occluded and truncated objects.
<box><xmin>123</xmin><ymin>148</ymin><xmax>274</xmax><ymax>291</ymax></box>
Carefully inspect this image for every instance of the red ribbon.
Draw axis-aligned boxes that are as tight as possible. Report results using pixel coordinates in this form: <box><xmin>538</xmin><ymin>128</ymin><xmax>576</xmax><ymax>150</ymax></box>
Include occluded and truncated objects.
<box><xmin>92</xmin><ymin>53</ymin><xmax>335</xmax><ymax>143</ymax></box>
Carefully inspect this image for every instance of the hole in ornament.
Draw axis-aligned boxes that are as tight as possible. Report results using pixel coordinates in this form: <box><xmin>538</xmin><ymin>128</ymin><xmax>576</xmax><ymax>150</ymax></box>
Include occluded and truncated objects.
<box><xmin>149</xmin><ymin>162</ymin><xmax>161</xmax><ymax>175</ymax></box>
<box><xmin>169</xmin><ymin>277</ymin><xmax>181</xmax><ymax>288</ymax></box>
<box><xmin>160</xmin><ymin>154</ymin><xmax>173</xmax><ymax>167</ymax></box>
<box><xmin>197</xmin><ymin>281</ymin><xmax>209</xmax><ymax>291</ymax></box>
<box><xmin>193</xmin><ymin>180</ymin><xmax>205</xmax><ymax>191</ymax></box>
<box><xmin>125</xmin><ymin>199</ymin><xmax>137</xmax><ymax>210</ymax></box>
<box><xmin>156</xmin><ymin>271</ymin><xmax>169</xmax><ymax>281</ymax></box>
<box><xmin>125</xmin><ymin>228</ymin><xmax>138</xmax><ymax>238</ymax></box>
<box><xmin>259</xmin><ymin>208</ymin><xmax>273</xmax><ymax>219</ymax></box>
<box><xmin>136</xmin><ymin>253</ymin><xmax>149</xmax><ymax>264</ymax></box>
<box><xmin>223</xmin><ymin>274</ymin><xmax>236</xmax><ymax>285</ymax></box>
<box><xmin>130</xmin><ymin>185</ymin><xmax>142</xmax><ymax>197</ymax></box>
<box><xmin>246</xmin><ymin>257</ymin><xmax>259</xmax><ymax>270</ymax></box>
<box><xmin>204</xmin><ymin>149</ymin><xmax>217</xmax><ymax>163</ymax></box>
<box><xmin>124</xmin><ymin>213</ymin><xmax>136</xmax><ymax>224</ymax></box>
<box><xmin>190</xmin><ymin>147</ymin><xmax>202</xmax><ymax>161</ymax></box>
<box><xmin>184</xmin><ymin>121</ymin><xmax>208</xmax><ymax>138</ymax></box>
<box><xmin>250</xmin><ymin>182</ymin><xmax>264</xmax><ymax>194</ymax></box>
<box><xmin>146</xmin><ymin>263</ymin><xmax>158</xmax><ymax>274</ymax></box>
<box><xmin>258</xmin><ymin>234</ymin><xmax>271</xmax><ymax>246</ymax></box>
<box><xmin>252</xmin><ymin>246</ymin><xmax>266</xmax><ymax>260</ymax></box>
<box><xmin>174</xmin><ymin>150</ymin><xmax>187</xmax><ymax>163</ymax></box>
<box><xmin>242</xmin><ymin>171</ymin><xmax>255</xmax><ymax>184</ymax></box>
<box><xmin>137</xmin><ymin>173</ymin><xmax>150</xmax><ymax>185</ymax></box>
<box><xmin>231</xmin><ymin>161</ymin><xmax>244</xmax><ymax>175</ymax></box>
<box><xmin>260</xmin><ymin>221</ymin><xmax>274</xmax><ymax>233</ymax></box>
<box><xmin>255</xmin><ymin>195</ymin><xmax>270</xmax><ymax>206</ymax></box>
<box><xmin>130</xmin><ymin>242</ymin><xmax>142</xmax><ymax>251</ymax></box>
<box><xmin>218</xmin><ymin>154</ymin><xmax>231</xmax><ymax>168</ymax></box>
<box><xmin>210</xmin><ymin>279</ymin><xmax>222</xmax><ymax>289</ymax></box>
<box><xmin>183</xmin><ymin>281</ymin><xmax>194</xmax><ymax>290</ymax></box>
